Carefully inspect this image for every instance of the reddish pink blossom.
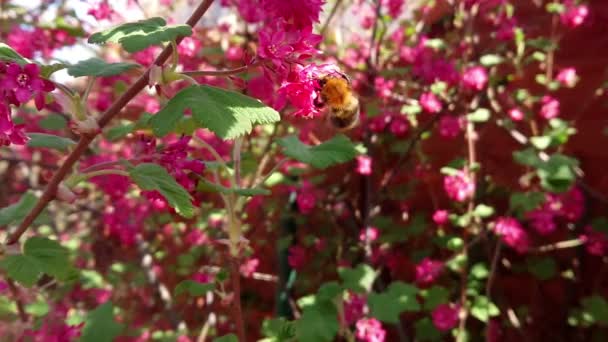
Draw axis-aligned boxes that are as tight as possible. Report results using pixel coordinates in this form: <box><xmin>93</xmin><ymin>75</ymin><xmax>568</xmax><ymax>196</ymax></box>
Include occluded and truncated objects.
<box><xmin>432</xmin><ymin>304</ymin><xmax>460</xmax><ymax>331</ymax></box>
<box><xmin>415</xmin><ymin>258</ymin><xmax>444</xmax><ymax>285</ymax></box>
<box><xmin>356</xmin><ymin>155</ymin><xmax>373</xmax><ymax>175</ymax></box>
<box><xmin>1</xmin><ymin>63</ymin><xmax>54</xmax><ymax>109</ymax></box>
<box><xmin>561</xmin><ymin>1</ymin><xmax>589</xmax><ymax>28</ymax></box>
<box><xmin>262</xmin><ymin>0</ymin><xmax>324</xmax><ymax>28</ymax></box>
<box><xmin>540</xmin><ymin>95</ymin><xmax>560</xmax><ymax>119</ymax></box>
<box><xmin>581</xmin><ymin>226</ymin><xmax>608</xmax><ymax>256</ymax></box>
<box><xmin>433</xmin><ymin>210</ymin><xmax>449</xmax><ymax>225</ymax></box>
<box><xmin>386</xmin><ymin>0</ymin><xmax>405</xmax><ymax>18</ymax></box>
<box><xmin>355</xmin><ymin>318</ymin><xmax>386</xmax><ymax>342</ymax></box>
<box><xmin>527</xmin><ymin>209</ymin><xmax>556</xmax><ymax>235</ymax></box>
<box><xmin>344</xmin><ymin>292</ymin><xmax>367</xmax><ymax>324</ymax></box>
<box><xmin>389</xmin><ymin>115</ymin><xmax>409</xmax><ymax>137</ymax></box>
<box><xmin>240</xmin><ymin>258</ymin><xmax>260</xmax><ymax>278</ymax></box>
<box><xmin>288</xmin><ymin>245</ymin><xmax>307</xmax><ymax>270</ymax></box>
<box><xmin>360</xmin><ymin>226</ymin><xmax>380</xmax><ymax>242</ymax></box>
<box><xmin>438</xmin><ymin>116</ymin><xmax>463</xmax><ymax>138</ymax></box>
<box><xmin>556</xmin><ymin>67</ymin><xmax>578</xmax><ymax>88</ymax></box>
<box><xmin>494</xmin><ymin>217</ymin><xmax>530</xmax><ymax>253</ymax></box>
<box><xmin>443</xmin><ymin>170</ymin><xmax>475</xmax><ymax>202</ymax></box>
<box><xmin>88</xmin><ymin>0</ymin><xmax>114</xmax><ymax>20</ymax></box>
<box><xmin>496</xmin><ymin>18</ymin><xmax>517</xmax><ymax>41</ymax></box>
<box><xmin>192</xmin><ymin>272</ymin><xmax>213</xmax><ymax>284</ymax></box>
<box><xmin>462</xmin><ymin>66</ymin><xmax>488</xmax><ymax>91</ymax></box>
<box><xmin>420</xmin><ymin>92</ymin><xmax>442</xmax><ymax>114</ymax></box>
<box><xmin>374</xmin><ymin>77</ymin><xmax>395</xmax><ymax>99</ymax></box>
<box><xmin>508</xmin><ymin>108</ymin><xmax>524</xmax><ymax>121</ymax></box>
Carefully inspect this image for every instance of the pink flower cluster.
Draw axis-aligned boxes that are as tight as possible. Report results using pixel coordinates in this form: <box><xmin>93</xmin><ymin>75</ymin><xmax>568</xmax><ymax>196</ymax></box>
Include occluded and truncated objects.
<box><xmin>462</xmin><ymin>66</ymin><xmax>488</xmax><ymax>91</ymax></box>
<box><xmin>355</xmin><ymin>318</ymin><xmax>386</xmax><ymax>342</ymax></box>
<box><xmin>415</xmin><ymin>258</ymin><xmax>444</xmax><ymax>285</ymax></box>
<box><xmin>443</xmin><ymin>170</ymin><xmax>475</xmax><ymax>202</ymax></box>
<box><xmin>432</xmin><ymin>303</ymin><xmax>460</xmax><ymax>331</ymax></box>
<box><xmin>7</xmin><ymin>27</ymin><xmax>76</xmax><ymax>59</ymax></box>
<box><xmin>1</xmin><ymin>62</ymin><xmax>54</xmax><ymax>146</ymax></box>
<box><xmin>526</xmin><ymin>187</ymin><xmax>584</xmax><ymax>235</ymax></box>
<box><xmin>581</xmin><ymin>226</ymin><xmax>608</xmax><ymax>256</ymax></box>
<box><xmin>420</xmin><ymin>92</ymin><xmax>442</xmax><ymax>114</ymax></box>
<box><xmin>561</xmin><ymin>1</ymin><xmax>589</xmax><ymax>28</ymax></box>
<box><xmin>344</xmin><ymin>292</ymin><xmax>368</xmax><ymax>324</ymax></box>
<box><xmin>494</xmin><ymin>216</ymin><xmax>530</xmax><ymax>253</ymax></box>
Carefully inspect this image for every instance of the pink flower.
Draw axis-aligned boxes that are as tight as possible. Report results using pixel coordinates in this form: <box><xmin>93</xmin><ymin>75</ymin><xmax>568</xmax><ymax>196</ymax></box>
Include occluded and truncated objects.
<box><xmin>389</xmin><ymin>115</ymin><xmax>409</xmax><ymax>137</ymax></box>
<box><xmin>262</xmin><ymin>0</ymin><xmax>324</xmax><ymax>28</ymax></box>
<box><xmin>508</xmin><ymin>108</ymin><xmax>524</xmax><ymax>121</ymax></box>
<box><xmin>296</xmin><ymin>190</ymin><xmax>316</xmax><ymax>214</ymax></box>
<box><xmin>438</xmin><ymin>116</ymin><xmax>463</xmax><ymax>139</ymax></box>
<box><xmin>288</xmin><ymin>245</ymin><xmax>307</xmax><ymax>270</ymax></box>
<box><xmin>386</xmin><ymin>0</ymin><xmax>405</xmax><ymax>18</ymax></box>
<box><xmin>420</xmin><ymin>92</ymin><xmax>442</xmax><ymax>114</ymax></box>
<box><xmin>527</xmin><ymin>209</ymin><xmax>556</xmax><ymax>235</ymax></box>
<box><xmin>344</xmin><ymin>292</ymin><xmax>367</xmax><ymax>324</ymax></box>
<box><xmin>433</xmin><ymin>210</ymin><xmax>449</xmax><ymax>225</ymax></box>
<box><xmin>257</xmin><ymin>20</ymin><xmax>322</xmax><ymax>70</ymax></box>
<box><xmin>556</xmin><ymin>67</ymin><xmax>578</xmax><ymax>88</ymax></box>
<box><xmin>581</xmin><ymin>226</ymin><xmax>608</xmax><ymax>256</ymax></box>
<box><xmin>1</xmin><ymin>62</ymin><xmax>54</xmax><ymax>109</ymax></box>
<box><xmin>539</xmin><ymin>96</ymin><xmax>560</xmax><ymax>120</ymax></box>
<box><xmin>443</xmin><ymin>170</ymin><xmax>475</xmax><ymax>202</ymax></box>
<box><xmin>240</xmin><ymin>258</ymin><xmax>259</xmax><ymax>278</ymax></box>
<box><xmin>415</xmin><ymin>258</ymin><xmax>444</xmax><ymax>285</ymax></box>
<box><xmin>359</xmin><ymin>226</ymin><xmax>380</xmax><ymax>242</ymax></box>
<box><xmin>494</xmin><ymin>217</ymin><xmax>530</xmax><ymax>253</ymax></box>
<box><xmin>462</xmin><ymin>66</ymin><xmax>488</xmax><ymax>91</ymax></box>
<box><xmin>192</xmin><ymin>272</ymin><xmax>213</xmax><ymax>284</ymax></box>
<box><xmin>432</xmin><ymin>304</ymin><xmax>460</xmax><ymax>331</ymax></box>
<box><xmin>561</xmin><ymin>1</ymin><xmax>589</xmax><ymax>28</ymax></box>
<box><xmin>88</xmin><ymin>0</ymin><xmax>114</xmax><ymax>20</ymax></box>
<box><xmin>496</xmin><ymin>18</ymin><xmax>517</xmax><ymax>41</ymax></box>
<box><xmin>356</xmin><ymin>155</ymin><xmax>373</xmax><ymax>175</ymax></box>
<box><xmin>355</xmin><ymin>318</ymin><xmax>386</xmax><ymax>342</ymax></box>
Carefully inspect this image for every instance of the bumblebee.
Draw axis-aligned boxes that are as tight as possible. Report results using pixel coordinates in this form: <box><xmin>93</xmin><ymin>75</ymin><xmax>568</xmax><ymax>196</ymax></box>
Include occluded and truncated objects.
<box><xmin>317</xmin><ymin>73</ymin><xmax>360</xmax><ymax>131</ymax></box>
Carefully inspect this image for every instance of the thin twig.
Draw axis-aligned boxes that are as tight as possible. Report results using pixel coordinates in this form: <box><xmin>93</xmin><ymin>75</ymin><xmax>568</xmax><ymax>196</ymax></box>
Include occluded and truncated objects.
<box><xmin>4</xmin><ymin>0</ymin><xmax>217</xmax><ymax>246</ymax></box>
<box><xmin>182</xmin><ymin>61</ymin><xmax>262</xmax><ymax>77</ymax></box>
<box><xmin>7</xmin><ymin>278</ymin><xmax>28</xmax><ymax>322</ymax></box>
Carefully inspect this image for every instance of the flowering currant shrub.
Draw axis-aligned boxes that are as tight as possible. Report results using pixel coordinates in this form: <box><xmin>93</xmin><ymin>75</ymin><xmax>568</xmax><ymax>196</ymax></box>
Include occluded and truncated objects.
<box><xmin>0</xmin><ymin>0</ymin><xmax>607</xmax><ymax>341</ymax></box>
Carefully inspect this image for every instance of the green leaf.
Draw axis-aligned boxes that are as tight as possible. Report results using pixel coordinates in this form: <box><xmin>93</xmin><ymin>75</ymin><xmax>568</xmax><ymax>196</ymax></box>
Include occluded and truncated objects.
<box><xmin>467</xmin><ymin>108</ymin><xmax>491</xmax><ymax>123</ymax></box>
<box><xmin>174</xmin><ymin>280</ymin><xmax>214</xmax><ymax>297</ymax></box>
<box><xmin>67</xmin><ymin>58</ymin><xmax>139</xmax><ymax>77</ymax></box>
<box><xmin>0</xmin><ymin>192</ymin><xmax>38</xmax><ymax>226</ymax></box>
<box><xmin>27</xmin><ymin>133</ymin><xmax>76</xmax><ymax>151</ymax></box>
<box><xmin>470</xmin><ymin>296</ymin><xmax>500</xmax><ymax>322</ymax></box>
<box><xmin>546</xmin><ymin>2</ymin><xmax>565</xmax><ymax>14</ymax></box>
<box><xmin>0</xmin><ymin>43</ymin><xmax>28</xmax><ymax>64</ymax></box>
<box><xmin>88</xmin><ymin>17</ymin><xmax>192</xmax><ymax>53</ymax></box>
<box><xmin>422</xmin><ymin>286</ymin><xmax>450</xmax><ymax>311</ymax></box>
<box><xmin>39</xmin><ymin>114</ymin><xmax>68</xmax><ymax>131</ymax></box>
<box><xmin>150</xmin><ymin>85</ymin><xmax>280</xmax><ymax>139</ymax></box>
<box><xmin>213</xmin><ymin>334</ymin><xmax>238</xmax><ymax>342</ymax></box>
<box><xmin>537</xmin><ymin>154</ymin><xmax>578</xmax><ymax>193</ymax></box>
<box><xmin>509</xmin><ymin>192</ymin><xmax>545</xmax><ymax>216</ymax></box>
<box><xmin>582</xmin><ymin>296</ymin><xmax>608</xmax><ymax>326</ymax></box>
<box><xmin>414</xmin><ymin>318</ymin><xmax>441</xmax><ymax>341</ymax></box>
<box><xmin>129</xmin><ymin>163</ymin><xmax>194</xmax><ymax>218</ymax></box>
<box><xmin>368</xmin><ymin>282</ymin><xmax>420</xmax><ymax>323</ymax></box>
<box><xmin>80</xmin><ymin>302</ymin><xmax>124</xmax><ymax>342</ymax></box>
<box><xmin>338</xmin><ymin>264</ymin><xmax>377</xmax><ymax>293</ymax></box>
<box><xmin>105</xmin><ymin>123</ymin><xmax>135</xmax><ymax>141</ymax></box>
<box><xmin>530</xmin><ymin>136</ymin><xmax>552</xmax><ymax>150</ymax></box>
<box><xmin>473</xmin><ymin>204</ymin><xmax>494</xmax><ymax>218</ymax></box>
<box><xmin>24</xmin><ymin>237</ymin><xmax>71</xmax><ymax>280</ymax></box>
<box><xmin>470</xmin><ymin>263</ymin><xmax>489</xmax><ymax>279</ymax></box>
<box><xmin>295</xmin><ymin>301</ymin><xmax>339</xmax><ymax>342</ymax></box>
<box><xmin>197</xmin><ymin>179</ymin><xmax>271</xmax><ymax>197</ymax></box>
<box><xmin>278</xmin><ymin>134</ymin><xmax>358</xmax><ymax>169</ymax></box>
<box><xmin>527</xmin><ymin>257</ymin><xmax>557</xmax><ymax>280</ymax></box>
<box><xmin>480</xmin><ymin>54</ymin><xmax>504</xmax><ymax>66</ymax></box>
<box><xmin>513</xmin><ymin>148</ymin><xmax>542</xmax><ymax>167</ymax></box>
<box><xmin>0</xmin><ymin>255</ymin><xmax>42</xmax><ymax>287</ymax></box>
<box><xmin>26</xmin><ymin>299</ymin><xmax>50</xmax><ymax>317</ymax></box>
<box><xmin>261</xmin><ymin>317</ymin><xmax>296</xmax><ymax>340</ymax></box>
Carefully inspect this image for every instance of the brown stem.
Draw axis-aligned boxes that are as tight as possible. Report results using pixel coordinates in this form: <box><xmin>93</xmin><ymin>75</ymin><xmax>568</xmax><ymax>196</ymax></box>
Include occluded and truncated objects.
<box><xmin>182</xmin><ymin>60</ymin><xmax>262</xmax><ymax>77</ymax></box>
<box><xmin>4</xmin><ymin>0</ymin><xmax>216</xmax><ymax>246</ymax></box>
<box><xmin>7</xmin><ymin>278</ymin><xmax>28</xmax><ymax>323</ymax></box>
<box><xmin>230</xmin><ymin>257</ymin><xmax>246</xmax><ymax>342</ymax></box>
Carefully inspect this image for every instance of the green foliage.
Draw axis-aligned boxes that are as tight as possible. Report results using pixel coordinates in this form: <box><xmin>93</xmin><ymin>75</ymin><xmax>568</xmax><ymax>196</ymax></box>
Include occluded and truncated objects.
<box><xmin>27</xmin><ymin>133</ymin><xmax>76</xmax><ymax>151</ymax></box>
<box><xmin>278</xmin><ymin>134</ymin><xmax>358</xmax><ymax>169</ymax></box>
<box><xmin>174</xmin><ymin>280</ymin><xmax>214</xmax><ymax>297</ymax></box>
<box><xmin>480</xmin><ymin>54</ymin><xmax>504</xmax><ymax>66</ymax></box>
<box><xmin>0</xmin><ymin>43</ymin><xmax>28</xmax><ymax>64</ymax></box>
<box><xmin>467</xmin><ymin>108</ymin><xmax>491</xmax><ymax>123</ymax></box>
<box><xmin>470</xmin><ymin>296</ymin><xmax>500</xmax><ymax>322</ymax></box>
<box><xmin>0</xmin><ymin>192</ymin><xmax>38</xmax><ymax>226</ymax></box>
<box><xmin>513</xmin><ymin>149</ymin><xmax>578</xmax><ymax>193</ymax></box>
<box><xmin>581</xmin><ymin>296</ymin><xmax>608</xmax><ymax>326</ymax></box>
<box><xmin>415</xmin><ymin>318</ymin><xmax>441</xmax><ymax>341</ymax></box>
<box><xmin>0</xmin><ymin>237</ymin><xmax>74</xmax><ymax>287</ymax></box>
<box><xmin>38</xmin><ymin>114</ymin><xmax>68</xmax><ymax>131</ymax></box>
<box><xmin>422</xmin><ymin>286</ymin><xmax>450</xmax><ymax>311</ymax></box>
<box><xmin>80</xmin><ymin>302</ymin><xmax>124</xmax><ymax>342</ymax></box>
<box><xmin>88</xmin><ymin>17</ymin><xmax>192</xmax><ymax>53</ymax></box>
<box><xmin>213</xmin><ymin>334</ymin><xmax>238</xmax><ymax>342</ymax></box>
<box><xmin>67</xmin><ymin>58</ymin><xmax>139</xmax><ymax>77</ymax></box>
<box><xmin>509</xmin><ymin>191</ymin><xmax>545</xmax><ymax>217</ymax></box>
<box><xmin>129</xmin><ymin>163</ymin><xmax>194</xmax><ymax>218</ymax></box>
<box><xmin>261</xmin><ymin>318</ymin><xmax>296</xmax><ymax>341</ymax></box>
<box><xmin>527</xmin><ymin>257</ymin><xmax>557</xmax><ymax>280</ymax></box>
<box><xmin>338</xmin><ymin>264</ymin><xmax>377</xmax><ymax>293</ymax></box>
<box><xmin>197</xmin><ymin>179</ymin><xmax>270</xmax><ymax>196</ymax></box>
<box><xmin>473</xmin><ymin>204</ymin><xmax>494</xmax><ymax>218</ymax></box>
<box><xmin>295</xmin><ymin>300</ymin><xmax>339</xmax><ymax>342</ymax></box>
<box><xmin>368</xmin><ymin>282</ymin><xmax>420</xmax><ymax>323</ymax></box>
<box><xmin>150</xmin><ymin>85</ymin><xmax>280</xmax><ymax>139</ymax></box>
